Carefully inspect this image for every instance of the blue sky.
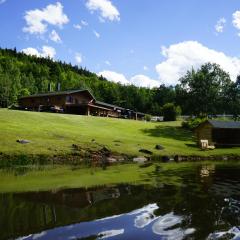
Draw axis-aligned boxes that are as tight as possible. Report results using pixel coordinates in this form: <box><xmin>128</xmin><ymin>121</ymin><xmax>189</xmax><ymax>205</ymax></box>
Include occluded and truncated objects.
<box><xmin>1</xmin><ymin>0</ymin><xmax>240</xmax><ymax>87</ymax></box>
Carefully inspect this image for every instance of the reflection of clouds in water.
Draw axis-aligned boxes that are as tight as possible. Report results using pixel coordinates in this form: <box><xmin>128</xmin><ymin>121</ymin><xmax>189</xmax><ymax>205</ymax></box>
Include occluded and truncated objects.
<box><xmin>129</xmin><ymin>203</ymin><xmax>158</xmax><ymax>215</ymax></box>
<box><xmin>152</xmin><ymin>213</ymin><xmax>195</xmax><ymax>240</ymax></box>
<box><xmin>32</xmin><ymin>232</ymin><xmax>47</xmax><ymax>240</ymax></box>
<box><xmin>16</xmin><ymin>204</ymin><xmax>195</xmax><ymax>240</ymax></box>
<box><xmin>134</xmin><ymin>204</ymin><xmax>159</xmax><ymax>228</ymax></box>
<box><xmin>98</xmin><ymin>229</ymin><xmax>124</xmax><ymax>239</ymax></box>
<box><xmin>207</xmin><ymin>226</ymin><xmax>240</xmax><ymax>240</ymax></box>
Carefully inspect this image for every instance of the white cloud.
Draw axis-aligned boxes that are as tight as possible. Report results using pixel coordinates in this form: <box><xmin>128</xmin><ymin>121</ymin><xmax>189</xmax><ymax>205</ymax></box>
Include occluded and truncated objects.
<box><xmin>155</xmin><ymin>41</ymin><xmax>240</xmax><ymax>85</ymax></box>
<box><xmin>41</xmin><ymin>46</ymin><xmax>56</xmax><ymax>58</ymax></box>
<box><xmin>22</xmin><ymin>46</ymin><xmax>56</xmax><ymax>59</ymax></box>
<box><xmin>73</xmin><ymin>24</ymin><xmax>82</xmax><ymax>30</ymax></box>
<box><xmin>233</xmin><ymin>10</ymin><xmax>240</xmax><ymax>30</ymax></box>
<box><xmin>73</xmin><ymin>20</ymin><xmax>88</xmax><ymax>30</ymax></box>
<box><xmin>143</xmin><ymin>66</ymin><xmax>148</xmax><ymax>71</ymax></box>
<box><xmin>22</xmin><ymin>47</ymin><xmax>41</xmax><ymax>57</ymax></box>
<box><xmin>86</xmin><ymin>0</ymin><xmax>120</xmax><ymax>22</ymax></box>
<box><xmin>98</xmin><ymin>70</ymin><xmax>160</xmax><ymax>88</ymax></box>
<box><xmin>23</xmin><ymin>2</ymin><xmax>69</xmax><ymax>34</ymax></box>
<box><xmin>49</xmin><ymin>30</ymin><xmax>61</xmax><ymax>43</ymax></box>
<box><xmin>98</xmin><ymin>70</ymin><xmax>129</xmax><ymax>84</ymax></box>
<box><xmin>0</xmin><ymin>0</ymin><xmax>6</xmax><ymax>4</ymax></box>
<box><xmin>93</xmin><ymin>30</ymin><xmax>100</xmax><ymax>38</ymax></box>
<box><xmin>130</xmin><ymin>75</ymin><xmax>160</xmax><ymax>88</ymax></box>
<box><xmin>75</xmin><ymin>53</ymin><xmax>82</xmax><ymax>65</ymax></box>
<box><xmin>81</xmin><ymin>20</ymin><xmax>88</xmax><ymax>26</ymax></box>
<box><xmin>105</xmin><ymin>60</ymin><xmax>111</xmax><ymax>66</ymax></box>
<box><xmin>215</xmin><ymin>18</ymin><xmax>226</xmax><ymax>33</ymax></box>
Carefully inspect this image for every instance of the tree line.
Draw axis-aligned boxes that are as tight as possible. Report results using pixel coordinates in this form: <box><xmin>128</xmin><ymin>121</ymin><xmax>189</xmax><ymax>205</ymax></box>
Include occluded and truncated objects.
<box><xmin>0</xmin><ymin>48</ymin><xmax>240</xmax><ymax>117</ymax></box>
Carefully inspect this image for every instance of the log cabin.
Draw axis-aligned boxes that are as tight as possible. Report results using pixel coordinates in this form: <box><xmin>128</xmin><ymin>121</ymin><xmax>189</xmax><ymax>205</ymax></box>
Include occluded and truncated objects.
<box><xmin>195</xmin><ymin>120</ymin><xmax>240</xmax><ymax>147</ymax></box>
<box><xmin>18</xmin><ymin>89</ymin><xmax>145</xmax><ymax>120</ymax></box>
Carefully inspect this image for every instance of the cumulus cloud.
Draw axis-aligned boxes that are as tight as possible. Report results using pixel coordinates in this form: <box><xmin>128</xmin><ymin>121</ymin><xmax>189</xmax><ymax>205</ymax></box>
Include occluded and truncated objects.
<box><xmin>81</xmin><ymin>20</ymin><xmax>88</xmax><ymax>26</ymax></box>
<box><xmin>73</xmin><ymin>20</ymin><xmax>88</xmax><ymax>30</ymax></box>
<box><xmin>215</xmin><ymin>18</ymin><xmax>226</xmax><ymax>33</ymax></box>
<box><xmin>22</xmin><ymin>46</ymin><xmax>56</xmax><ymax>59</ymax></box>
<box><xmin>143</xmin><ymin>66</ymin><xmax>148</xmax><ymax>71</ymax></box>
<box><xmin>73</xmin><ymin>24</ymin><xmax>82</xmax><ymax>30</ymax></box>
<box><xmin>98</xmin><ymin>70</ymin><xmax>160</xmax><ymax>88</ymax></box>
<box><xmin>98</xmin><ymin>70</ymin><xmax>129</xmax><ymax>84</ymax></box>
<box><xmin>93</xmin><ymin>30</ymin><xmax>100</xmax><ymax>38</ymax></box>
<box><xmin>233</xmin><ymin>10</ymin><xmax>240</xmax><ymax>30</ymax></box>
<box><xmin>86</xmin><ymin>0</ymin><xmax>120</xmax><ymax>22</ymax></box>
<box><xmin>23</xmin><ymin>2</ymin><xmax>69</xmax><ymax>34</ymax></box>
<box><xmin>130</xmin><ymin>75</ymin><xmax>159</xmax><ymax>88</ymax></box>
<box><xmin>105</xmin><ymin>60</ymin><xmax>111</xmax><ymax>66</ymax></box>
<box><xmin>155</xmin><ymin>41</ymin><xmax>240</xmax><ymax>85</ymax></box>
<box><xmin>75</xmin><ymin>53</ymin><xmax>82</xmax><ymax>65</ymax></box>
<box><xmin>49</xmin><ymin>30</ymin><xmax>61</xmax><ymax>43</ymax></box>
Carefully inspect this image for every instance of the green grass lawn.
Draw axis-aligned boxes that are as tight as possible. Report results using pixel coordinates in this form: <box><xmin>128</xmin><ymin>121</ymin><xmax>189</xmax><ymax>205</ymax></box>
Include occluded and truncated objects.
<box><xmin>0</xmin><ymin>109</ymin><xmax>240</xmax><ymax>157</ymax></box>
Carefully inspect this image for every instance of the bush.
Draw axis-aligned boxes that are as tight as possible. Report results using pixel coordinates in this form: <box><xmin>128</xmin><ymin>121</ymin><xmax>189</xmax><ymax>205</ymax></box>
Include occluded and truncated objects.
<box><xmin>144</xmin><ymin>114</ymin><xmax>152</xmax><ymax>122</ymax></box>
<box><xmin>182</xmin><ymin>117</ymin><xmax>206</xmax><ymax>130</ymax></box>
<box><xmin>162</xmin><ymin>103</ymin><xmax>181</xmax><ymax>121</ymax></box>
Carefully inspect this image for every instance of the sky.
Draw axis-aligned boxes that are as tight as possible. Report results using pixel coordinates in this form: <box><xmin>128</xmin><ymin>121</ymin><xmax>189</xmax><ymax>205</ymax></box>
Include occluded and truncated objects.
<box><xmin>1</xmin><ymin>0</ymin><xmax>240</xmax><ymax>88</ymax></box>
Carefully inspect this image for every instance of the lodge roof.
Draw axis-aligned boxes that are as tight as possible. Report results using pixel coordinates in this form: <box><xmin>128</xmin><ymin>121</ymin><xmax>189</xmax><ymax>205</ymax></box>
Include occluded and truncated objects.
<box><xmin>208</xmin><ymin>120</ymin><xmax>240</xmax><ymax>129</ymax></box>
<box><xmin>19</xmin><ymin>89</ymin><xmax>95</xmax><ymax>99</ymax></box>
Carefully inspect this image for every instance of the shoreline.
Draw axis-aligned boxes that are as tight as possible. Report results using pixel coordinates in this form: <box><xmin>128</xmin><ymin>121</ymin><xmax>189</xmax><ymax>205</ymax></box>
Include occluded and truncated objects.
<box><xmin>1</xmin><ymin>151</ymin><xmax>240</xmax><ymax>169</ymax></box>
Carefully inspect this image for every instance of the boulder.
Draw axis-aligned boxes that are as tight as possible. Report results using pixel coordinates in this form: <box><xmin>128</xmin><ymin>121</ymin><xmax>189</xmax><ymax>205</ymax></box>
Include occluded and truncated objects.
<box><xmin>16</xmin><ymin>139</ymin><xmax>30</xmax><ymax>144</ymax></box>
<box><xmin>133</xmin><ymin>156</ymin><xmax>147</xmax><ymax>163</ymax></box>
<box><xmin>155</xmin><ymin>144</ymin><xmax>164</xmax><ymax>150</ymax></box>
<box><xmin>139</xmin><ymin>149</ymin><xmax>153</xmax><ymax>155</ymax></box>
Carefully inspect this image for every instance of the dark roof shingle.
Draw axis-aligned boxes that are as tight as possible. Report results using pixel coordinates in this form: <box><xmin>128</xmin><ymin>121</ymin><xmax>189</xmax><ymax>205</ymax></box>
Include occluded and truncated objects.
<box><xmin>208</xmin><ymin>120</ymin><xmax>240</xmax><ymax>129</ymax></box>
<box><xmin>19</xmin><ymin>89</ymin><xmax>95</xmax><ymax>99</ymax></box>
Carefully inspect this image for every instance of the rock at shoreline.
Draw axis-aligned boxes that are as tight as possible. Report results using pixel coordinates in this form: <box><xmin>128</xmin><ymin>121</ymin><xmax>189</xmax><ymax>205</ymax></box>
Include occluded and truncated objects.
<box><xmin>16</xmin><ymin>139</ymin><xmax>31</xmax><ymax>144</ymax></box>
<box><xmin>133</xmin><ymin>156</ymin><xmax>147</xmax><ymax>163</ymax></box>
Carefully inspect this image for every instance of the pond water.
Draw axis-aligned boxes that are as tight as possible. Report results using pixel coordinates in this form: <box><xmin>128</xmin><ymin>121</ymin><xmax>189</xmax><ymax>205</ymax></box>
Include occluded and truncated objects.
<box><xmin>1</xmin><ymin>163</ymin><xmax>240</xmax><ymax>240</ymax></box>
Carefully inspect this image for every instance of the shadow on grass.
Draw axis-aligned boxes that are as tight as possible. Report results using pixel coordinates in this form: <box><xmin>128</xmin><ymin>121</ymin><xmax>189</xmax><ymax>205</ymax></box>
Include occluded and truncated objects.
<box><xmin>141</xmin><ymin>125</ymin><xmax>194</xmax><ymax>142</ymax></box>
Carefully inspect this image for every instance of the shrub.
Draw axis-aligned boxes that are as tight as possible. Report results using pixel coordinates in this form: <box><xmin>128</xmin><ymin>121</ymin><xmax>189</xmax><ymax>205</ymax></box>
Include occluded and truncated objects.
<box><xmin>162</xmin><ymin>103</ymin><xmax>181</xmax><ymax>121</ymax></box>
<box><xmin>182</xmin><ymin>117</ymin><xmax>207</xmax><ymax>130</ymax></box>
<box><xmin>144</xmin><ymin>114</ymin><xmax>152</xmax><ymax>122</ymax></box>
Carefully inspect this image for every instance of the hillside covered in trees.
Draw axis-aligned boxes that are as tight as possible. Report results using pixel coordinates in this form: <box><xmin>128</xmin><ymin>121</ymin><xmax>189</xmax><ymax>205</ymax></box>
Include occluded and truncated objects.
<box><xmin>0</xmin><ymin>48</ymin><xmax>240</xmax><ymax>117</ymax></box>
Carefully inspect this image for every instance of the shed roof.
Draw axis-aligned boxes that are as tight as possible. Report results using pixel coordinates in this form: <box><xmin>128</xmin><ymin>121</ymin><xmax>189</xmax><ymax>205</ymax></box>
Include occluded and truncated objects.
<box><xmin>19</xmin><ymin>89</ymin><xmax>95</xmax><ymax>100</ymax></box>
<box><xmin>208</xmin><ymin>120</ymin><xmax>240</xmax><ymax>129</ymax></box>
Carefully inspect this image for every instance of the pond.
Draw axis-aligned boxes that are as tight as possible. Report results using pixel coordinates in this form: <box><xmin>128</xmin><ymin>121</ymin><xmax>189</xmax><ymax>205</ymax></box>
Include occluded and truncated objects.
<box><xmin>1</xmin><ymin>163</ymin><xmax>240</xmax><ymax>240</ymax></box>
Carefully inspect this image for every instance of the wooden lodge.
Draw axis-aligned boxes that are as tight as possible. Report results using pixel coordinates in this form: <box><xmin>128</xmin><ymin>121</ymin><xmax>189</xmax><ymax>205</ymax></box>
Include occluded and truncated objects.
<box><xmin>195</xmin><ymin>120</ymin><xmax>240</xmax><ymax>147</ymax></box>
<box><xmin>18</xmin><ymin>89</ymin><xmax>145</xmax><ymax>120</ymax></box>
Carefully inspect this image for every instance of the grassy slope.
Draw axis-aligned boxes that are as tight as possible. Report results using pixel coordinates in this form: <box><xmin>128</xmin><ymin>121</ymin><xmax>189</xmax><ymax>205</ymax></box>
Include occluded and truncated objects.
<box><xmin>0</xmin><ymin>109</ymin><xmax>240</xmax><ymax>156</ymax></box>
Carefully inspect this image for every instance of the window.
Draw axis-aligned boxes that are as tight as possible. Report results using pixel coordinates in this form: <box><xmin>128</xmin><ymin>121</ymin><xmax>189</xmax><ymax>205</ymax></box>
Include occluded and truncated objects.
<box><xmin>66</xmin><ymin>95</ymin><xmax>73</xmax><ymax>103</ymax></box>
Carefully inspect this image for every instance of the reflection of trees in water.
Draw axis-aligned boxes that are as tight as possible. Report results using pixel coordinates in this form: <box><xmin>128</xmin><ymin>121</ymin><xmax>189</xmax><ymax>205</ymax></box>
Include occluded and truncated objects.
<box><xmin>1</xmin><ymin>165</ymin><xmax>240</xmax><ymax>240</ymax></box>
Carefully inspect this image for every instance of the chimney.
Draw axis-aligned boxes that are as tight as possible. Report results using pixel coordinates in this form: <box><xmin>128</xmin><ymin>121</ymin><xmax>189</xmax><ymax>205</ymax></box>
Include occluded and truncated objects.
<box><xmin>57</xmin><ymin>82</ymin><xmax>61</xmax><ymax>91</ymax></box>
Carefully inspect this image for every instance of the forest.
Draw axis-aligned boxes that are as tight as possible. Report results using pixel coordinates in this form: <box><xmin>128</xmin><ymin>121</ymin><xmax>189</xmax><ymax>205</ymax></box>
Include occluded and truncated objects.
<box><xmin>0</xmin><ymin>48</ymin><xmax>240</xmax><ymax>117</ymax></box>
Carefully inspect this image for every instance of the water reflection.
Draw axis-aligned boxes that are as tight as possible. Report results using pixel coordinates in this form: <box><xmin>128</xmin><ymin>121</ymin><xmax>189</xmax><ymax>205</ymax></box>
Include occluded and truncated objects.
<box><xmin>1</xmin><ymin>163</ymin><xmax>240</xmax><ymax>240</ymax></box>
<box><xmin>15</xmin><ymin>203</ymin><xmax>194</xmax><ymax>240</ymax></box>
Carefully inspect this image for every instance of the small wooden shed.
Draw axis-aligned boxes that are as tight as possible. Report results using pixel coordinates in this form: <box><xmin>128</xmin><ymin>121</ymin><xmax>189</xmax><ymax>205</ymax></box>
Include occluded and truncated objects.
<box><xmin>195</xmin><ymin>120</ymin><xmax>240</xmax><ymax>147</ymax></box>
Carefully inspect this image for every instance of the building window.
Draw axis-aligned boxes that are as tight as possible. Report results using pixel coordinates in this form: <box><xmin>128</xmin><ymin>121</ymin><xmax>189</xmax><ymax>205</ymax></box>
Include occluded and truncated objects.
<box><xmin>66</xmin><ymin>95</ymin><xmax>73</xmax><ymax>103</ymax></box>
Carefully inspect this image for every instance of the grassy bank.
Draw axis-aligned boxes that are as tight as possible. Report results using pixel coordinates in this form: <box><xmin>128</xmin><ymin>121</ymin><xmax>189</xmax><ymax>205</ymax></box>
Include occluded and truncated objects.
<box><xmin>1</xmin><ymin>109</ymin><xmax>240</xmax><ymax>158</ymax></box>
